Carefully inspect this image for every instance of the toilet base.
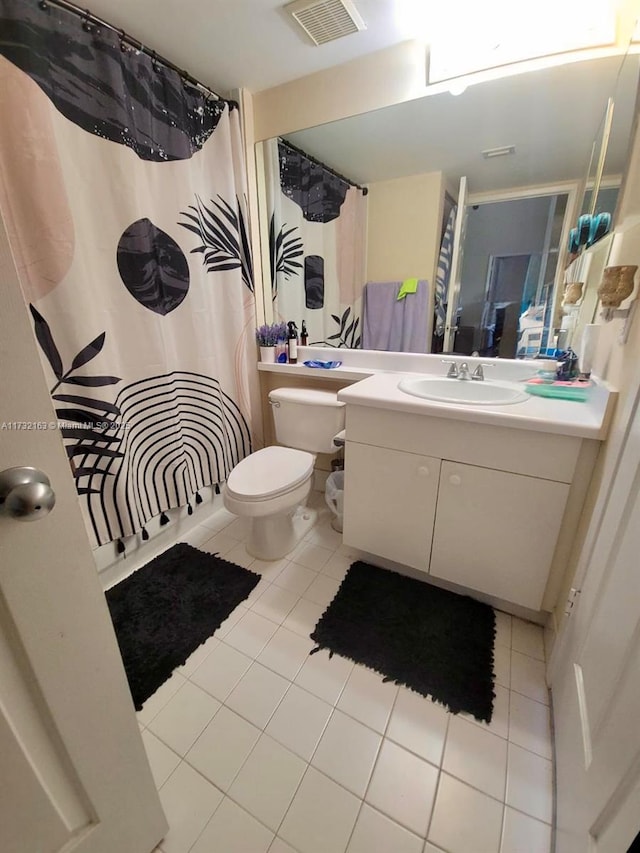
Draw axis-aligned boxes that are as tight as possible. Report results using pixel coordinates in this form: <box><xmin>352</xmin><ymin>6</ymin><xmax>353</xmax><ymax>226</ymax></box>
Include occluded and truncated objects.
<box><xmin>246</xmin><ymin>505</ymin><xmax>317</xmax><ymax>561</ymax></box>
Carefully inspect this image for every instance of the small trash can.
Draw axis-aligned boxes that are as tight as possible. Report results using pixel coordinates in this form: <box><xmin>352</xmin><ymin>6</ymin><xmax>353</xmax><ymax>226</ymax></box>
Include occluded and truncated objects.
<box><xmin>325</xmin><ymin>470</ymin><xmax>344</xmax><ymax>533</ymax></box>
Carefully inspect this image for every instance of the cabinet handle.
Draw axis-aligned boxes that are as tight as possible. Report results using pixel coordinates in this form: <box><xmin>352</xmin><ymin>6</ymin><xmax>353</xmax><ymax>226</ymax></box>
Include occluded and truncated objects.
<box><xmin>418</xmin><ymin>466</ymin><xmax>430</xmax><ymax>477</ymax></box>
<box><xmin>449</xmin><ymin>474</ymin><xmax>462</xmax><ymax>486</ymax></box>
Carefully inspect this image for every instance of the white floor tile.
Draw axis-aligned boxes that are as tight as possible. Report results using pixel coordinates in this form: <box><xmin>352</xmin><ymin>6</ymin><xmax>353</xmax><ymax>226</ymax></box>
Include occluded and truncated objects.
<box><xmin>508</xmin><ymin>692</ymin><xmax>552</xmax><ymax>760</ymax></box>
<box><xmin>494</xmin><ymin>643</ymin><xmax>511</xmax><ymax>689</ymax></box>
<box><xmin>282</xmin><ymin>598</ymin><xmax>325</xmax><ymax>638</ymax></box>
<box><xmin>346</xmin><ymin>804</ymin><xmax>424</xmax><ymax>853</ymax></box>
<box><xmin>224</xmin><ymin>516</ymin><xmax>251</xmax><ymax>539</ymax></box>
<box><xmin>386</xmin><ymin>688</ymin><xmax>449</xmax><ymax>765</ymax></box>
<box><xmin>424</xmin><ymin>845</ymin><xmax>446</xmax><ymax>852</ymax></box>
<box><xmin>500</xmin><ymin>807</ymin><xmax>552</xmax><ymax>852</ymax></box>
<box><xmin>252</xmin><ymin>584</ymin><xmax>300</xmax><ymax>623</ymax></box>
<box><xmin>304</xmin><ymin>573</ymin><xmax>341</xmax><ymax>607</ymax></box>
<box><xmin>279</xmin><ymin>766</ymin><xmax>361</xmax><ymax>853</ymax></box>
<box><xmin>148</xmin><ymin>681</ymin><xmax>220</xmax><ymax>756</ymax></box>
<box><xmin>289</xmin><ymin>541</ymin><xmax>333</xmax><ymax>571</ymax></box>
<box><xmin>176</xmin><ymin>634</ymin><xmax>220</xmax><ymax>678</ymax></box>
<box><xmin>244</xmin><ymin>577</ymin><xmax>272</xmax><ymax>607</ymax></box>
<box><xmin>462</xmin><ymin>683</ymin><xmax>509</xmax><ymax>740</ymax></box>
<box><xmin>510</xmin><ymin>652</ymin><xmax>549</xmax><ymax>705</ymax></box>
<box><xmin>269</xmin><ymin>840</ymin><xmax>298</xmax><ymax>853</ymax></box>
<box><xmin>200</xmin><ymin>530</ymin><xmax>240</xmax><ymax>556</ymax></box>
<box><xmin>141</xmin><ymin>729</ymin><xmax>181</xmax><ymax>789</ymax></box>
<box><xmin>320</xmin><ymin>552</ymin><xmax>352</xmax><ymax>581</ymax></box>
<box><xmin>229</xmin><ymin>734</ymin><xmax>307</xmax><ymax>831</ymax></box>
<box><xmin>294</xmin><ymin>648</ymin><xmax>353</xmax><ymax>705</ymax></box>
<box><xmin>511</xmin><ymin>619</ymin><xmax>545</xmax><ymax>662</ymax></box>
<box><xmin>137</xmin><ymin>672</ymin><xmax>187</xmax><ymax>726</ymax></box>
<box><xmin>428</xmin><ymin>773</ymin><xmax>503</xmax><ymax>853</ymax></box>
<box><xmin>494</xmin><ymin>610</ymin><xmax>512</xmax><ymax>649</ymax></box>
<box><xmin>190</xmin><ymin>641</ymin><xmax>253</xmax><ymax>701</ymax></box>
<box><xmin>215</xmin><ymin>604</ymin><xmax>248</xmax><ymax>639</ymax></box>
<box><xmin>225</xmin><ymin>662</ymin><xmax>290</xmax><ymax>729</ymax></box>
<box><xmin>180</xmin><ymin>523</ymin><xmax>221</xmax><ymax>549</ymax></box>
<box><xmin>311</xmin><ymin>709</ymin><xmax>382</xmax><ymax>796</ymax></box>
<box><xmin>158</xmin><ymin>761</ymin><xmax>223</xmax><ymax>853</ymax></box>
<box><xmin>190</xmin><ymin>797</ymin><xmax>274</xmax><ymax>853</ymax></box>
<box><xmin>225</xmin><ymin>541</ymin><xmax>256</xmax><ymax>569</ymax></box>
<box><xmin>337</xmin><ymin>664</ymin><xmax>398</xmax><ymax>733</ymax></box>
<box><xmin>201</xmin><ymin>507</ymin><xmax>236</xmax><ymax>533</ymax></box>
<box><xmin>365</xmin><ymin>740</ymin><xmax>439</xmax><ymax>837</ymax></box>
<box><xmin>306</xmin><ymin>520</ymin><xmax>343</xmax><ymax>550</ymax></box>
<box><xmin>258</xmin><ymin>625</ymin><xmax>315</xmax><ymax>681</ymax></box>
<box><xmin>186</xmin><ymin>706</ymin><xmax>261</xmax><ymax>791</ymax></box>
<box><xmin>265</xmin><ymin>684</ymin><xmax>333</xmax><ymax>760</ymax></box>
<box><xmin>250</xmin><ymin>556</ymin><xmax>291</xmax><ymax>582</ymax></box>
<box><xmin>275</xmin><ymin>562</ymin><xmax>318</xmax><ymax>596</ymax></box>
<box><xmin>505</xmin><ymin>743</ymin><xmax>553</xmax><ymax>824</ymax></box>
<box><xmin>442</xmin><ymin>715</ymin><xmax>507</xmax><ymax>801</ymax></box>
<box><xmin>224</xmin><ymin>610</ymin><xmax>279</xmax><ymax>658</ymax></box>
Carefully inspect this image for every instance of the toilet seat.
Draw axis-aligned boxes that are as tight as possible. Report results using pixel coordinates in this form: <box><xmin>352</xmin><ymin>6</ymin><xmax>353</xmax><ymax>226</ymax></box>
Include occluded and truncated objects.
<box><xmin>225</xmin><ymin>446</ymin><xmax>314</xmax><ymax>502</ymax></box>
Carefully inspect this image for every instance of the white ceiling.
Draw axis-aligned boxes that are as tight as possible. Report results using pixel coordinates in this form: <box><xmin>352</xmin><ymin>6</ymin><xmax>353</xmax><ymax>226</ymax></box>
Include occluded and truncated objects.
<box><xmin>84</xmin><ymin>0</ymin><xmax>411</xmax><ymax>95</ymax></box>
<box><xmin>83</xmin><ymin>1</ymin><xmax>638</xmax><ymax>192</ymax></box>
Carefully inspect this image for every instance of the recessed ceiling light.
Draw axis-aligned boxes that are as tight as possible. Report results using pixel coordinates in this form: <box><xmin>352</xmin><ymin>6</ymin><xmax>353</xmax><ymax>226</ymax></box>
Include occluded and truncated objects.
<box><xmin>482</xmin><ymin>145</ymin><xmax>516</xmax><ymax>159</ymax></box>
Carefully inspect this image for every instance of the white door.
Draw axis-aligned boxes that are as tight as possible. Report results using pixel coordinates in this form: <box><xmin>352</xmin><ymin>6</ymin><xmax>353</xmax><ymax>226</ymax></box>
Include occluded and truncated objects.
<box><xmin>0</xmin><ymin>216</ymin><xmax>167</xmax><ymax>849</ymax></box>
<box><xmin>443</xmin><ymin>176</ymin><xmax>468</xmax><ymax>353</ymax></box>
<box><xmin>551</xmin><ymin>377</ymin><xmax>640</xmax><ymax>851</ymax></box>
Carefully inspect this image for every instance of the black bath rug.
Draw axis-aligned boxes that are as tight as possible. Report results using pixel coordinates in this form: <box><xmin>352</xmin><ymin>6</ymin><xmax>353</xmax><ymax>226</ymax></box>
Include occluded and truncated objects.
<box><xmin>106</xmin><ymin>543</ymin><xmax>259</xmax><ymax>710</ymax></box>
<box><xmin>310</xmin><ymin>561</ymin><xmax>496</xmax><ymax>722</ymax></box>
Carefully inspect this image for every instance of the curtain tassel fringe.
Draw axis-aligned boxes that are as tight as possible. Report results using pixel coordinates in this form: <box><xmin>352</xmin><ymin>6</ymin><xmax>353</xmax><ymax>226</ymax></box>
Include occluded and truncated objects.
<box><xmin>160</xmin><ymin>512</ymin><xmax>170</xmax><ymax>526</ymax></box>
<box><xmin>195</xmin><ymin>492</ymin><xmax>203</xmax><ymax>505</ymax></box>
<box><xmin>141</xmin><ymin>527</ymin><xmax>149</xmax><ymax>541</ymax></box>
<box><xmin>116</xmin><ymin>538</ymin><xmax>125</xmax><ymax>555</ymax></box>
<box><xmin>214</xmin><ymin>483</ymin><xmax>221</xmax><ymax>495</ymax></box>
<box><xmin>187</xmin><ymin>503</ymin><xmax>193</xmax><ymax>516</ymax></box>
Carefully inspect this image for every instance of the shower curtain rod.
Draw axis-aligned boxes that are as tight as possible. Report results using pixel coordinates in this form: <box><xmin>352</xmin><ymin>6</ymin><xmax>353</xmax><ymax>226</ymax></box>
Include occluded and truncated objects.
<box><xmin>37</xmin><ymin>0</ymin><xmax>227</xmax><ymax>103</ymax></box>
<box><xmin>279</xmin><ymin>137</ymin><xmax>368</xmax><ymax>195</ymax></box>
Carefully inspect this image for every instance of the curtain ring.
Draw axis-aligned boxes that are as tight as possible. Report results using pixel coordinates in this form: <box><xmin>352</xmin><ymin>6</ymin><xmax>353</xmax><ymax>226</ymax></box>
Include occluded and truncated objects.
<box><xmin>119</xmin><ymin>29</ymin><xmax>128</xmax><ymax>52</ymax></box>
<box><xmin>38</xmin><ymin>1</ymin><xmax>49</xmax><ymax>10</ymax></box>
<box><xmin>151</xmin><ymin>50</ymin><xmax>160</xmax><ymax>72</ymax></box>
<box><xmin>82</xmin><ymin>9</ymin><xmax>93</xmax><ymax>32</ymax></box>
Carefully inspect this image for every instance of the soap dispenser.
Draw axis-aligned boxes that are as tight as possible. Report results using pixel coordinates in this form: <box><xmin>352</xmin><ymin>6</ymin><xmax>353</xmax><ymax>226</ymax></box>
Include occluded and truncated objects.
<box><xmin>287</xmin><ymin>321</ymin><xmax>298</xmax><ymax>364</ymax></box>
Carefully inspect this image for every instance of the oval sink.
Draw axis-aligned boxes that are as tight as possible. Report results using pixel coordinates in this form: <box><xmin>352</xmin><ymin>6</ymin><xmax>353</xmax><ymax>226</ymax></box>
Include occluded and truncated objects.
<box><xmin>398</xmin><ymin>376</ymin><xmax>528</xmax><ymax>406</ymax></box>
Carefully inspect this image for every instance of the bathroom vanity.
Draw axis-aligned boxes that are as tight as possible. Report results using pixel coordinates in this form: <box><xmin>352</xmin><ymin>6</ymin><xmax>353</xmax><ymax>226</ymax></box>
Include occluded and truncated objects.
<box><xmin>336</xmin><ymin>370</ymin><xmax>615</xmax><ymax>616</ymax></box>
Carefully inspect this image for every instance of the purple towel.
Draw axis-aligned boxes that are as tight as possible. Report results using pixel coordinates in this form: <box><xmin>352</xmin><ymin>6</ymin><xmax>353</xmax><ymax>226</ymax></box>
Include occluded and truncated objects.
<box><xmin>361</xmin><ymin>280</ymin><xmax>429</xmax><ymax>352</ymax></box>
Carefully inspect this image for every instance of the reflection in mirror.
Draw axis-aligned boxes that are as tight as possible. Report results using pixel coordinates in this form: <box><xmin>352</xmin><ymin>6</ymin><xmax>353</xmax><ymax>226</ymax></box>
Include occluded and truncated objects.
<box><xmin>259</xmin><ymin>52</ymin><xmax>639</xmax><ymax>355</ymax></box>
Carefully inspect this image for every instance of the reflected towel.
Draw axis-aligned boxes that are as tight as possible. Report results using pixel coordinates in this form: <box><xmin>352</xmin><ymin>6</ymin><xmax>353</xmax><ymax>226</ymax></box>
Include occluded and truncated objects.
<box><xmin>362</xmin><ymin>280</ymin><xmax>429</xmax><ymax>352</ymax></box>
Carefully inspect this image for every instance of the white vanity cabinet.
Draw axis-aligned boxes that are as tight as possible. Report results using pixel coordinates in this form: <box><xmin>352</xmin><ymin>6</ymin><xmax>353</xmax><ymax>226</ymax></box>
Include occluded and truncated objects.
<box><xmin>343</xmin><ymin>404</ymin><xmax>598</xmax><ymax>613</ymax></box>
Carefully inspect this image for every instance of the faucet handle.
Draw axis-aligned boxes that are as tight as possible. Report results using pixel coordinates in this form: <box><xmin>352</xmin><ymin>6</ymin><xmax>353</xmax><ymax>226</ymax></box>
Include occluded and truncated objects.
<box><xmin>441</xmin><ymin>359</ymin><xmax>459</xmax><ymax>378</ymax></box>
<box><xmin>472</xmin><ymin>363</ymin><xmax>492</xmax><ymax>381</ymax></box>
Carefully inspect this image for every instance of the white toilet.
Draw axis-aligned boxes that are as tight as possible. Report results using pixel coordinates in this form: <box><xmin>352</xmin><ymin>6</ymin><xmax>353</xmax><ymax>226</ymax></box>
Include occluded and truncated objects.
<box><xmin>223</xmin><ymin>388</ymin><xmax>345</xmax><ymax>560</ymax></box>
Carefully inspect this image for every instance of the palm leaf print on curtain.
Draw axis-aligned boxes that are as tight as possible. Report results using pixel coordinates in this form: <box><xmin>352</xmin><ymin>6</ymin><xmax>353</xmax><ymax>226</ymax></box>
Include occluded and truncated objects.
<box><xmin>263</xmin><ymin>138</ymin><xmax>367</xmax><ymax>347</ymax></box>
<box><xmin>0</xmin><ymin>0</ymin><xmax>260</xmax><ymax>549</ymax></box>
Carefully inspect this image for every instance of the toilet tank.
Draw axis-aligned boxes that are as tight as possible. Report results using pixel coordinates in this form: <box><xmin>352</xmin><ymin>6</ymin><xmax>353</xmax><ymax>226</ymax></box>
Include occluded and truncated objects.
<box><xmin>269</xmin><ymin>388</ymin><xmax>345</xmax><ymax>454</ymax></box>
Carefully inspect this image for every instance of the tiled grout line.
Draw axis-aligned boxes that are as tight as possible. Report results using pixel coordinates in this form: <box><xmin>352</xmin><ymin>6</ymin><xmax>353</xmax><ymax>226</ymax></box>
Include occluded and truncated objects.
<box><xmin>155</xmin><ymin>505</ymin><xmax>553</xmax><ymax>850</ymax></box>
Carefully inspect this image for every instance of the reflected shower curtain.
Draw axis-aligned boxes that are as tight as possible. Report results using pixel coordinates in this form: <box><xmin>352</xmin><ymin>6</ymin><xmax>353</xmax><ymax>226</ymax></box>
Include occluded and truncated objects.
<box><xmin>0</xmin><ymin>0</ymin><xmax>260</xmax><ymax>548</ymax></box>
<box><xmin>264</xmin><ymin>138</ymin><xmax>367</xmax><ymax>347</ymax></box>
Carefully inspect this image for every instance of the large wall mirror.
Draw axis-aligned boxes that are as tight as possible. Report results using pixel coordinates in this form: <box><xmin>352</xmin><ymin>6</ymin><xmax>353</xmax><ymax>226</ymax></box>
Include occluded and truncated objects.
<box><xmin>257</xmin><ymin>49</ymin><xmax>640</xmax><ymax>357</ymax></box>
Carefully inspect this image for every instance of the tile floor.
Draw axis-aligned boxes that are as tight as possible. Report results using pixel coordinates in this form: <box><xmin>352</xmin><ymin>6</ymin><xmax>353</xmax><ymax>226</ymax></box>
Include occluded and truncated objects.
<box><xmin>141</xmin><ymin>493</ymin><xmax>554</xmax><ymax>853</ymax></box>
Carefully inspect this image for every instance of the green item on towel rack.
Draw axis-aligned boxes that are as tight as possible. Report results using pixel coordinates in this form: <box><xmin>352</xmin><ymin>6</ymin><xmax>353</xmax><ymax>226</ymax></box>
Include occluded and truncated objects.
<box><xmin>397</xmin><ymin>278</ymin><xmax>419</xmax><ymax>300</ymax></box>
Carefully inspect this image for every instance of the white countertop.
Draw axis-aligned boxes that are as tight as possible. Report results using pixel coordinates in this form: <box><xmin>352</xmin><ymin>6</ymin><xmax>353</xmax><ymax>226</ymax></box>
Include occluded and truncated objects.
<box><xmin>336</xmin><ymin>372</ymin><xmax>616</xmax><ymax>439</ymax></box>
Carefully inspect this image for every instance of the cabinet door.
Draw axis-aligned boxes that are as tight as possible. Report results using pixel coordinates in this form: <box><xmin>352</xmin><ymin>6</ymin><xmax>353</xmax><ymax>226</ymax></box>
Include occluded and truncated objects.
<box><xmin>343</xmin><ymin>442</ymin><xmax>440</xmax><ymax>572</ymax></box>
<box><xmin>430</xmin><ymin>461</ymin><xmax>569</xmax><ymax>610</ymax></box>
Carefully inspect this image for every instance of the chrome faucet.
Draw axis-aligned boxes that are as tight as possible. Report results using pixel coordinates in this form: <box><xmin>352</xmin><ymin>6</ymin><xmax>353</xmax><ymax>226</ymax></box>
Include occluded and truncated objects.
<box><xmin>458</xmin><ymin>362</ymin><xmax>472</xmax><ymax>381</ymax></box>
<box><xmin>441</xmin><ymin>359</ymin><xmax>459</xmax><ymax>379</ymax></box>
<box><xmin>472</xmin><ymin>363</ymin><xmax>492</xmax><ymax>381</ymax></box>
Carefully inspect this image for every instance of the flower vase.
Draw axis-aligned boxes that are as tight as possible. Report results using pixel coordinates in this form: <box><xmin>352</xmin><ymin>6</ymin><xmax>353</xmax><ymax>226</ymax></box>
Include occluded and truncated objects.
<box><xmin>259</xmin><ymin>346</ymin><xmax>276</xmax><ymax>363</ymax></box>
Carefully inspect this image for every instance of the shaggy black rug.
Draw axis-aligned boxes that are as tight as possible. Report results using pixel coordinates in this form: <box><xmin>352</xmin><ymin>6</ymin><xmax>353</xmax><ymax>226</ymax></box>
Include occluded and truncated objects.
<box><xmin>310</xmin><ymin>561</ymin><xmax>496</xmax><ymax>722</ymax></box>
<box><xmin>106</xmin><ymin>543</ymin><xmax>259</xmax><ymax>710</ymax></box>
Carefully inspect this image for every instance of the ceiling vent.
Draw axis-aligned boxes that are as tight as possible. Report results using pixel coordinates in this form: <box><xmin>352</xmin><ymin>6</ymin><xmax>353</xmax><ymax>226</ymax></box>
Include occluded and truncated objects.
<box><xmin>285</xmin><ymin>0</ymin><xmax>366</xmax><ymax>46</ymax></box>
<box><xmin>482</xmin><ymin>145</ymin><xmax>516</xmax><ymax>159</ymax></box>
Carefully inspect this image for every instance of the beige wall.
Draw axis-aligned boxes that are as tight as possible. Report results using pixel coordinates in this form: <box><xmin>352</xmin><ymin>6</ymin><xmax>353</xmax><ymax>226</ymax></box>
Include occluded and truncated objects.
<box><xmin>365</xmin><ymin>171</ymin><xmax>444</xmax><ymax>288</ymax></box>
<box><xmin>252</xmin><ymin>41</ymin><xmax>428</xmax><ymax>141</ymax></box>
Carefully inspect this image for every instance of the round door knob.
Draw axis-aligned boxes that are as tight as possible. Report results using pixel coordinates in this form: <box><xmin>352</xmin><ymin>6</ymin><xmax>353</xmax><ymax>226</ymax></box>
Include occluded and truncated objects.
<box><xmin>418</xmin><ymin>466</ymin><xmax>430</xmax><ymax>477</ymax></box>
<box><xmin>0</xmin><ymin>467</ymin><xmax>56</xmax><ymax>521</ymax></box>
<box><xmin>449</xmin><ymin>474</ymin><xmax>462</xmax><ymax>486</ymax></box>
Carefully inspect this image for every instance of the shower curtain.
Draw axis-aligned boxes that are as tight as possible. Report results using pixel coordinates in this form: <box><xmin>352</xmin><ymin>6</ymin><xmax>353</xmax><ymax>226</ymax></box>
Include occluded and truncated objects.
<box><xmin>264</xmin><ymin>138</ymin><xmax>367</xmax><ymax>347</ymax></box>
<box><xmin>0</xmin><ymin>0</ymin><xmax>260</xmax><ymax>548</ymax></box>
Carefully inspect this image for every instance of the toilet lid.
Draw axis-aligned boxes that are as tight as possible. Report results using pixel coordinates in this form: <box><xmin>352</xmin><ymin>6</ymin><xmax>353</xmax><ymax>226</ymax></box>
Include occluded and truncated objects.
<box><xmin>226</xmin><ymin>446</ymin><xmax>314</xmax><ymax>501</ymax></box>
